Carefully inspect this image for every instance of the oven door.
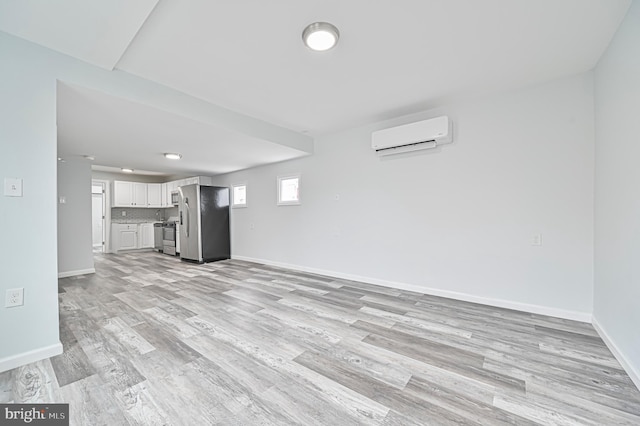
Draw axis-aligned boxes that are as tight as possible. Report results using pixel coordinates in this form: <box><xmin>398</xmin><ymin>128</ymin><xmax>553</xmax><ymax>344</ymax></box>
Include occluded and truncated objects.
<box><xmin>163</xmin><ymin>226</ymin><xmax>175</xmax><ymax>241</ymax></box>
<box><xmin>162</xmin><ymin>225</ymin><xmax>176</xmax><ymax>255</ymax></box>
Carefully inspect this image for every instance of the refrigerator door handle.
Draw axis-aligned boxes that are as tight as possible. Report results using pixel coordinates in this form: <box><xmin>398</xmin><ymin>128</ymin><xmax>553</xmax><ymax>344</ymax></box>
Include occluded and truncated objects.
<box><xmin>185</xmin><ymin>198</ymin><xmax>190</xmax><ymax>238</ymax></box>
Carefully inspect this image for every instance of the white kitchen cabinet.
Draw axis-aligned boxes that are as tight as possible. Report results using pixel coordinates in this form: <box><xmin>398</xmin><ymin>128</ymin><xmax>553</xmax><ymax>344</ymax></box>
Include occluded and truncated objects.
<box><xmin>120</xmin><ymin>229</ymin><xmax>138</xmax><ymax>250</ymax></box>
<box><xmin>113</xmin><ymin>181</ymin><xmax>134</xmax><ymax>207</ymax></box>
<box><xmin>167</xmin><ymin>181</ymin><xmax>177</xmax><ymax>201</ymax></box>
<box><xmin>176</xmin><ymin>224</ymin><xmax>181</xmax><ymax>254</ymax></box>
<box><xmin>115</xmin><ymin>178</ymin><xmax>214</xmax><ymax>208</ymax></box>
<box><xmin>113</xmin><ymin>181</ymin><xmax>150</xmax><ymax>207</ymax></box>
<box><xmin>184</xmin><ymin>176</ymin><xmax>213</xmax><ymax>186</ymax></box>
<box><xmin>161</xmin><ymin>183</ymin><xmax>168</xmax><ymax>207</ymax></box>
<box><xmin>112</xmin><ymin>223</ymin><xmax>157</xmax><ymax>252</ymax></box>
<box><xmin>132</xmin><ymin>183</ymin><xmax>147</xmax><ymax>207</ymax></box>
<box><xmin>138</xmin><ymin>223</ymin><xmax>154</xmax><ymax>248</ymax></box>
<box><xmin>147</xmin><ymin>183</ymin><xmax>162</xmax><ymax>207</ymax></box>
<box><xmin>198</xmin><ymin>176</ymin><xmax>213</xmax><ymax>185</ymax></box>
<box><xmin>112</xmin><ymin>224</ymin><xmax>138</xmax><ymax>251</ymax></box>
<box><xmin>184</xmin><ymin>177</ymin><xmax>198</xmax><ymax>185</ymax></box>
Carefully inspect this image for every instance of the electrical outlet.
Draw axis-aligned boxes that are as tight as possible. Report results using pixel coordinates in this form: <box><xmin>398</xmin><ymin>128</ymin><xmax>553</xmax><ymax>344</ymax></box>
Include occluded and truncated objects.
<box><xmin>5</xmin><ymin>288</ymin><xmax>24</xmax><ymax>307</ymax></box>
<box><xmin>122</xmin><ymin>211</ymin><xmax>126</xmax><ymax>217</ymax></box>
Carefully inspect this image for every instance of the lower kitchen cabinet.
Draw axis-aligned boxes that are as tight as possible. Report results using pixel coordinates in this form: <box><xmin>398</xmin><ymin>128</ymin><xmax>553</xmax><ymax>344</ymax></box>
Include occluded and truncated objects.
<box><xmin>112</xmin><ymin>224</ymin><xmax>138</xmax><ymax>251</ymax></box>
<box><xmin>111</xmin><ymin>223</ymin><xmax>156</xmax><ymax>252</ymax></box>
<box><xmin>138</xmin><ymin>223</ymin><xmax>154</xmax><ymax>249</ymax></box>
<box><xmin>176</xmin><ymin>225</ymin><xmax>180</xmax><ymax>254</ymax></box>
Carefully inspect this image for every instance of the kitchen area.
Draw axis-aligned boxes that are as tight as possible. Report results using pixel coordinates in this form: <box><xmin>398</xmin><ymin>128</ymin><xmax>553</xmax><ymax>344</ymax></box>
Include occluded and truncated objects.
<box><xmin>102</xmin><ymin>174</ymin><xmax>230</xmax><ymax>263</ymax></box>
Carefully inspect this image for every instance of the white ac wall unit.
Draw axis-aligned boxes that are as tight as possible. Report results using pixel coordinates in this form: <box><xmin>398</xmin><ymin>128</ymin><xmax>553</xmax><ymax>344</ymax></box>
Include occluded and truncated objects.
<box><xmin>371</xmin><ymin>116</ymin><xmax>453</xmax><ymax>156</ymax></box>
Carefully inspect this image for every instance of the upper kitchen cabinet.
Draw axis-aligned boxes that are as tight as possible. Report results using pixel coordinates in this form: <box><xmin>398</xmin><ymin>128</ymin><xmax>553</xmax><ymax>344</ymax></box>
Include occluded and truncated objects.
<box><xmin>161</xmin><ymin>183</ymin><xmax>168</xmax><ymax>207</ymax></box>
<box><xmin>114</xmin><ymin>177</ymin><xmax>215</xmax><ymax>208</ymax></box>
<box><xmin>196</xmin><ymin>176</ymin><xmax>213</xmax><ymax>186</ymax></box>
<box><xmin>132</xmin><ymin>182</ymin><xmax>147</xmax><ymax>206</ymax></box>
<box><xmin>147</xmin><ymin>183</ymin><xmax>162</xmax><ymax>208</ymax></box>
<box><xmin>113</xmin><ymin>181</ymin><xmax>149</xmax><ymax>207</ymax></box>
<box><xmin>113</xmin><ymin>181</ymin><xmax>134</xmax><ymax>207</ymax></box>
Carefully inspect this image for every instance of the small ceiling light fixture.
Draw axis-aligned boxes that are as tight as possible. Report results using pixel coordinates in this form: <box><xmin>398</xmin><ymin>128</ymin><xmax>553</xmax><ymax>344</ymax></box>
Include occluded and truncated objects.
<box><xmin>83</xmin><ymin>155</ymin><xmax>95</xmax><ymax>161</ymax></box>
<box><xmin>57</xmin><ymin>157</ymin><xmax>64</xmax><ymax>162</ymax></box>
<box><xmin>302</xmin><ymin>22</ymin><xmax>340</xmax><ymax>51</ymax></box>
<box><xmin>121</xmin><ymin>168</ymin><xmax>134</xmax><ymax>173</ymax></box>
<box><xmin>164</xmin><ymin>153</ymin><xmax>182</xmax><ymax>160</ymax></box>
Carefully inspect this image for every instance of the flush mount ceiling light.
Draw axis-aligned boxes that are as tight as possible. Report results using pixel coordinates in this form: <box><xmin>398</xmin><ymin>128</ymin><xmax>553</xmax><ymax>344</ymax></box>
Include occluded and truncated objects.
<box><xmin>302</xmin><ymin>22</ymin><xmax>340</xmax><ymax>51</ymax></box>
<box><xmin>83</xmin><ymin>155</ymin><xmax>95</xmax><ymax>161</ymax></box>
<box><xmin>121</xmin><ymin>168</ymin><xmax>134</xmax><ymax>173</ymax></box>
<box><xmin>164</xmin><ymin>153</ymin><xmax>182</xmax><ymax>160</ymax></box>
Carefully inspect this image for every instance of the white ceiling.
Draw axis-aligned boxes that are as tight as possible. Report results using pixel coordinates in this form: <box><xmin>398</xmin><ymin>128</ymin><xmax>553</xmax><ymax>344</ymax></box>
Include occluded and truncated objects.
<box><xmin>0</xmin><ymin>0</ymin><xmax>158</xmax><ymax>70</ymax></box>
<box><xmin>117</xmin><ymin>0</ymin><xmax>631</xmax><ymax>134</ymax></box>
<box><xmin>56</xmin><ymin>83</ymin><xmax>308</xmax><ymax>175</ymax></box>
<box><xmin>1</xmin><ymin>0</ymin><xmax>632</xmax><ymax>176</ymax></box>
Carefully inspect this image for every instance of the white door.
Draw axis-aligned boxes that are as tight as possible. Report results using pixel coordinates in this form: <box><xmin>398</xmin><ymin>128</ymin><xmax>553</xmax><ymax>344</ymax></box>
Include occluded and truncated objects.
<box><xmin>91</xmin><ymin>182</ymin><xmax>105</xmax><ymax>253</ymax></box>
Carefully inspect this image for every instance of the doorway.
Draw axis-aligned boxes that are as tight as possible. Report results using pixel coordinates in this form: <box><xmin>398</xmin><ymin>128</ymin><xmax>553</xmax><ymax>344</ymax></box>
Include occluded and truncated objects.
<box><xmin>91</xmin><ymin>181</ymin><xmax>106</xmax><ymax>253</ymax></box>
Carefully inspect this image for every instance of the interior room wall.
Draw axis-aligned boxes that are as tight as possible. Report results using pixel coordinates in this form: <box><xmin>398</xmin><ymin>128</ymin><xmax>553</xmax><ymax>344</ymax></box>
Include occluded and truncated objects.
<box><xmin>593</xmin><ymin>1</ymin><xmax>640</xmax><ymax>389</ymax></box>
<box><xmin>213</xmin><ymin>72</ymin><xmax>596</xmax><ymax>321</ymax></box>
<box><xmin>1</xmin><ymin>29</ymin><xmax>274</xmax><ymax>372</ymax></box>
<box><xmin>57</xmin><ymin>158</ymin><xmax>94</xmax><ymax>277</ymax></box>
<box><xmin>1</xmin><ymin>33</ymin><xmax>63</xmax><ymax>370</ymax></box>
<box><xmin>91</xmin><ymin>170</ymin><xmax>167</xmax><ymax>184</ymax></box>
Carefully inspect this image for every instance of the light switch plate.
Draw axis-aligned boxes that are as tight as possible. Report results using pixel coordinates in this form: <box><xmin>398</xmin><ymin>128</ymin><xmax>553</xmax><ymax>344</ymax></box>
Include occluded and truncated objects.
<box><xmin>4</xmin><ymin>178</ymin><xmax>23</xmax><ymax>197</ymax></box>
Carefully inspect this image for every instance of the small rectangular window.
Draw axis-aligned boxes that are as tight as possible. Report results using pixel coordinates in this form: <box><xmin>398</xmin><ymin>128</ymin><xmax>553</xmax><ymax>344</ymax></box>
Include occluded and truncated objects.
<box><xmin>232</xmin><ymin>183</ymin><xmax>247</xmax><ymax>208</ymax></box>
<box><xmin>277</xmin><ymin>174</ymin><xmax>300</xmax><ymax>206</ymax></box>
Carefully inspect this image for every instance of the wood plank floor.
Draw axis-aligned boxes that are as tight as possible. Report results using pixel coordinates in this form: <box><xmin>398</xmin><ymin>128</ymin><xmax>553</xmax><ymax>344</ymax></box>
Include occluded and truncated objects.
<box><xmin>1</xmin><ymin>251</ymin><xmax>639</xmax><ymax>425</ymax></box>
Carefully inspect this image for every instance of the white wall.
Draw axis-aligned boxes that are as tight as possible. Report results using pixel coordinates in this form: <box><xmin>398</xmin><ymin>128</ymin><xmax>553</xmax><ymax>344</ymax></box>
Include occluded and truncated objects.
<box><xmin>1</xmin><ymin>29</ymin><xmax>295</xmax><ymax>372</ymax></box>
<box><xmin>593</xmin><ymin>1</ymin><xmax>640</xmax><ymax>389</ymax></box>
<box><xmin>1</xmin><ymin>33</ymin><xmax>62</xmax><ymax>370</ymax></box>
<box><xmin>58</xmin><ymin>159</ymin><xmax>94</xmax><ymax>276</ymax></box>
<box><xmin>214</xmin><ymin>73</ymin><xmax>596</xmax><ymax>320</ymax></box>
<box><xmin>91</xmin><ymin>170</ymin><xmax>168</xmax><ymax>183</ymax></box>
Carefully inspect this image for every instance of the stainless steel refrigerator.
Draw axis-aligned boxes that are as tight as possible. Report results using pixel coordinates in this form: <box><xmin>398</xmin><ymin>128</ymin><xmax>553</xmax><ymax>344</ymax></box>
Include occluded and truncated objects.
<box><xmin>178</xmin><ymin>184</ymin><xmax>230</xmax><ymax>263</ymax></box>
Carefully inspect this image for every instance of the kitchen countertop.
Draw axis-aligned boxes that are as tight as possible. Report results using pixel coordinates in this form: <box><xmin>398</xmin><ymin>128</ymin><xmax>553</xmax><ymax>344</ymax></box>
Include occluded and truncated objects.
<box><xmin>111</xmin><ymin>220</ymin><xmax>164</xmax><ymax>224</ymax></box>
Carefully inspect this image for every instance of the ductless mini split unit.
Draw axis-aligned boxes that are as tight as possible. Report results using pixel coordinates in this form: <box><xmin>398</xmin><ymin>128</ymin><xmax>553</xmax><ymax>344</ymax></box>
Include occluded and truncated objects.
<box><xmin>371</xmin><ymin>116</ymin><xmax>453</xmax><ymax>156</ymax></box>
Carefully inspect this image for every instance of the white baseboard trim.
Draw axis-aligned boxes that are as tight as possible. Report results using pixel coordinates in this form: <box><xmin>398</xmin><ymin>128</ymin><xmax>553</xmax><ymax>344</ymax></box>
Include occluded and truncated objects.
<box><xmin>231</xmin><ymin>255</ymin><xmax>592</xmax><ymax>323</ymax></box>
<box><xmin>58</xmin><ymin>268</ymin><xmax>95</xmax><ymax>278</ymax></box>
<box><xmin>0</xmin><ymin>342</ymin><xmax>63</xmax><ymax>373</ymax></box>
<box><xmin>592</xmin><ymin>317</ymin><xmax>640</xmax><ymax>391</ymax></box>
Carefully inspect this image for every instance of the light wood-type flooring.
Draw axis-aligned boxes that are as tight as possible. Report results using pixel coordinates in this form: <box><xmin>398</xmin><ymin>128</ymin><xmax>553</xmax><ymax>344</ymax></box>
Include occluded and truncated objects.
<box><xmin>1</xmin><ymin>251</ymin><xmax>640</xmax><ymax>425</ymax></box>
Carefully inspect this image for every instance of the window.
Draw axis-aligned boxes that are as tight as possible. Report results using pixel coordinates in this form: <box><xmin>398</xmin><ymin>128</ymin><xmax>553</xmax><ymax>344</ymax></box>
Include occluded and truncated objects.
<box><xmin>277</xmin><ymin>174</ymin><xmax>301</xmax><ymax>205</ymax></box>
<box><xmin>232</xmin><ymin>183</ymin><xmax>247</xmax><ymax>208</ymax></box>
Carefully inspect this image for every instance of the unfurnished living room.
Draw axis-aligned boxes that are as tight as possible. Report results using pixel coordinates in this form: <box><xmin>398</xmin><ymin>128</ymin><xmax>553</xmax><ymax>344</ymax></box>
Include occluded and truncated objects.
<box><xmin>1</xmin><ymin>1</ymin><xmax>640</xmax><ymax>425</ymax></box>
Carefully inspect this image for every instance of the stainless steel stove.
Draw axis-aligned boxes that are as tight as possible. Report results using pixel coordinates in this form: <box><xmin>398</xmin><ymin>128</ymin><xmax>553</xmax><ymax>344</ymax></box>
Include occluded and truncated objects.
<box><xmin>162</xmin><ymin>222</ymin><xmax>177</xmax><ymax>256</ymax></box>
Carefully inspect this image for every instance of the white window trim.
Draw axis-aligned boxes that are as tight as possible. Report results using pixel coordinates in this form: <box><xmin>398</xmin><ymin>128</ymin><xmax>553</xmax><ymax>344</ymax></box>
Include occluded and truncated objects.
<box><xmin>231</xmin><ymin>182</ymin><xmax>248</xmax><ymax>208</ymax></box>
<box><xmin>277</xmin><ymin>174</ymin><xmax>301</xmax><ymax>206</ymax></box>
